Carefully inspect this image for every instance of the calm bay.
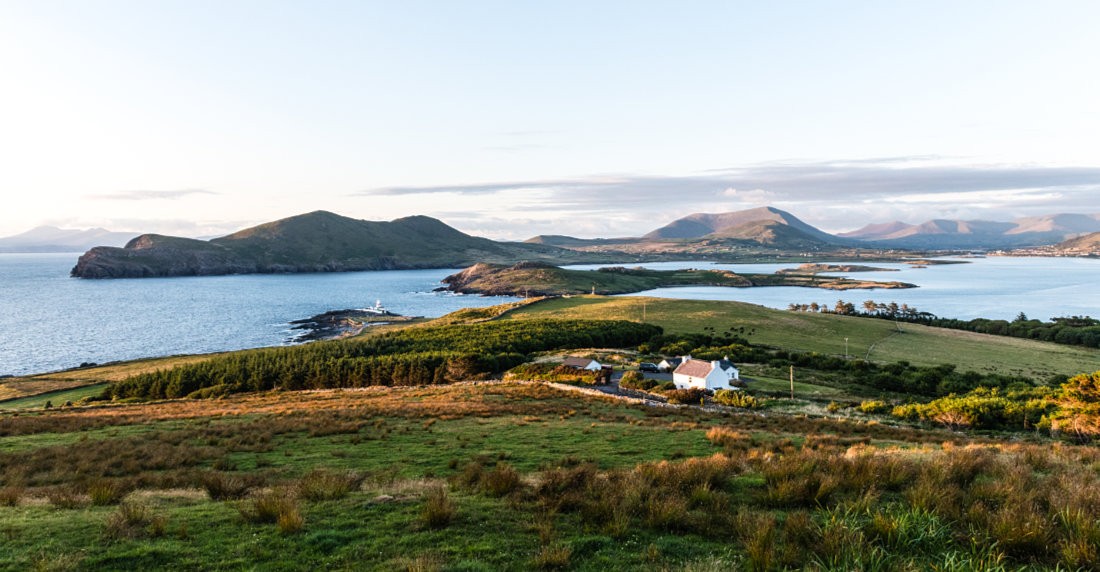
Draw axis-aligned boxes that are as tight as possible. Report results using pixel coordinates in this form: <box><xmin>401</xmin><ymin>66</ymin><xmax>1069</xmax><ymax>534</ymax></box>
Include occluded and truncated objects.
<box><xmin>2</xmin><ymin>254</ymin><xmax>1097</xmax><ymax>377</ymax></box>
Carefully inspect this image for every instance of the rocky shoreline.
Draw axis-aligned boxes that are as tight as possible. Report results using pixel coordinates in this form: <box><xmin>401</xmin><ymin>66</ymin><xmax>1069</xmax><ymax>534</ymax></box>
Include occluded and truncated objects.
<box><xmin>287</xmin><ymin>308</ymin><xmax>416</xmax><ymax>342</ymax></box>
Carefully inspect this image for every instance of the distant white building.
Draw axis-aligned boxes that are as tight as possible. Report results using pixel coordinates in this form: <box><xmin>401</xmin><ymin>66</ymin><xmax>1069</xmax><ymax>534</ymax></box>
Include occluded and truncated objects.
<box><xmin>657</xmin><ymin>356</ymin><xmax>686</xmax><ymax>372</ymax></box>
<box><xmin>672</xmin><ymin>356</ymin><xmax>740</xmax><ymax>390</ymax></box>
<box><xmin>562</xmin><ymin>356</ymin><xmax>602</xmax><ymax>371</ymax></box>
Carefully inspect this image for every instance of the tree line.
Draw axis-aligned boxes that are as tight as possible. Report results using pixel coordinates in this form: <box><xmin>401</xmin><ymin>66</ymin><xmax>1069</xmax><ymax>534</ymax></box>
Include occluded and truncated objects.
<box><xmin>788</xmin><ymin>299</ymin><xmax>1100</xmax><ymax>349</ymax></box>
<box><xmin>107</xmin><ymin>319</ymin><xmax>661</xmax><ymax>400</ymax></box>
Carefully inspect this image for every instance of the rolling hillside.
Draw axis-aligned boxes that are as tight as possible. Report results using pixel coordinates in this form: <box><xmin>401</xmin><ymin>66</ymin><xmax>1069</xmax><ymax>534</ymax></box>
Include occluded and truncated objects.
<box><xmin>70</xmin><ymin>211</ymin><xmax>608</xmax><ymax>278</ymax></box>
<box><xmin>503</xmin><ymin>296</ymin><xmax>1100</xmax><ymax>379</ymax></box>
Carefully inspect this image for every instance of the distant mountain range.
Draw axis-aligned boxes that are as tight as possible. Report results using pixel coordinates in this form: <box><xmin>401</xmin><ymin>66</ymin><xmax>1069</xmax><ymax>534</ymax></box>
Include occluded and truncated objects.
<box><xmin>0</xmin><ymin>226</ymin><xmax>136</xmax><ymax>253</ymax></box>
<box><xmin>70</xmin><ymin>211</ymin><xmax>609</xmax><ymax>278</ymax></box>
<box><xmin>839</xmin><ymin>213</ymin><xmax>1100</xmax><ymax>249</ymax></box>
<box><xmin>528</xmin><ymin>206</ymin><xmax>847</xmax><ymax>250</ymax></box>
<box><xmin>529</xmin><ymin>207</ymin><xmax>1100</xmax><ymax>251</ymax></box>
<box><xmin>56</xmin><ymin>206</ymin><xmax>1100</xmax><ymax>278</ymax></box>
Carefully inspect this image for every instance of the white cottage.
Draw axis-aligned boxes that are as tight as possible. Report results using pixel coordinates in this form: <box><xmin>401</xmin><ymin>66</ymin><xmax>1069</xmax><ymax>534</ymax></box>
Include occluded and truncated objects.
<box><xmin>562</xmin><ymin>356</ymin><xmax>602</xmax><ymax>371</ymax></box>
<box><xmin>672</xmin><ymin>357</ymin><xmax>740</xmax><ymax>390</ymax></box>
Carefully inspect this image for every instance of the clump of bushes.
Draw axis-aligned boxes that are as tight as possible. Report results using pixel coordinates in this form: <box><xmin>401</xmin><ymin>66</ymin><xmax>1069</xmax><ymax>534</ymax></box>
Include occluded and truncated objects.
<box><xmin>714</xmin><ymin>389</ymin><xmax>764</xmax><ymax>409</ymax></box>
<box><xmin>665</xmin><ymin>388</ymin><xmax>709</xmax><ymax>405</ymax></box>
<box><xmin>859</xmin><ymin>400</ymin><xmax>891</xmax><ymax>414</ymax></box>
<box><xmin>505</xmin><ymin>363</ymin><xmax>607</xmax><ymax>385</ymax></box>
<box><xmin>619</xmin><ymin>371</ymin><xmax>660</xmax><ymax>391</ymax></box>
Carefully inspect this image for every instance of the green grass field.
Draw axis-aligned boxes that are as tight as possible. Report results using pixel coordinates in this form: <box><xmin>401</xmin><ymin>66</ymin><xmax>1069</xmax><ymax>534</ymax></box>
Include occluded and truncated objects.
<box><xmin>503</xmin><ymin>296</ymin><xmax>1100</xmax><ymax>379</ymax></box>
<box><xmin>3</xmin><ymin>383</ymin><xmax>1097</xmax><ymax>570</ymax></box>
<box><xmin>0</xmin><ymin>383</ymin><xmax>108</xmax><ymax>410</ymax></box>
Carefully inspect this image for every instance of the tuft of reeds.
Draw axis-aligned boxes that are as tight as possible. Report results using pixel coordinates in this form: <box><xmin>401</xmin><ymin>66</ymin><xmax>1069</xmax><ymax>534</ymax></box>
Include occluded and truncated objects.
<box><xmin>420</xmin><ymin>486</ymin><xmax>455</xmax><ymax>529</ymax></box>
<box><xmin>88</xmin><ymin>479</ymin><xmax>131</xmax><ymax>506</ymax></box>
<box><xmin>104</xmin><ymin>501</ymin><xmax>168</xmax><ymax>540</ymax></box>
<box><xmin>532</xmin><ymin>542</ymin><xmax>572</xmax><ymax>570</ymax></box>
<box><xmin>296</xmin><ymin>469</ymin><xmax>364</xmax><ymax>501</ymax></box>
<box><xmin>201</xmin><ymin>471</ymin><xmax>252</xmax><ymax>501</ymax></box>
<box><xmin>0</xmin><ymin>486</ymin><xmax>22</xmax><ymax>507</ymax></box>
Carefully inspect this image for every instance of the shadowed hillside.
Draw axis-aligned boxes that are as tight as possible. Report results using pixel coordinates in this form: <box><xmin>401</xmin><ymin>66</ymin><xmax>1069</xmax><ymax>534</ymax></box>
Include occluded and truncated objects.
<box><xmin>70</xmin><ymin>211</ymin><xmax>609</xmax><ymax>278</ymax></box>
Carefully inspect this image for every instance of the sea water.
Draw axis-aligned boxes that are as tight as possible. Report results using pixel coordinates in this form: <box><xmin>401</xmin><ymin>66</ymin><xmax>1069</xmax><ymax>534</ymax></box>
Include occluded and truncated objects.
<box><xmin>0</xmin><ymin>253</ymin><xmax>518</xmax><ymax>376</ymax></box>
<box><xmin>567</xmin><ymin>257</ymin><xmax>1100</xmax><ymax>323</ymax></box>
<box><xmin>2</xmin><ymin>254</ymin><xmax>1097</xmax><ymax>376</ymax></box>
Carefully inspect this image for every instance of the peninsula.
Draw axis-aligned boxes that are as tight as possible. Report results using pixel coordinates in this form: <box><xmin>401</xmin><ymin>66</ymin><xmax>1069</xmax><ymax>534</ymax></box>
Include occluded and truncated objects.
<box><xmin>70</xmin><ymin>211</ymin><xmax>612</xmax><ymax>278</ymax></box>
<box><xmin>440</xmin><ymin>262</ymin><xmax>916</xmax><ymax>296</ymax></box>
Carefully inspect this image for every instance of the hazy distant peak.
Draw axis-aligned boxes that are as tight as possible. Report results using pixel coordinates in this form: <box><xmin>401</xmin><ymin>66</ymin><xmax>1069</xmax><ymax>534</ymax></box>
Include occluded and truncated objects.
<box><xmin>643</xmin><ymin>205</ymin><xmax>835</xmax><ymax>243</ymax></box>
<box><xmin>837</xmin><ymin>221</ymin><xmax>913</xmax><ymax>238</ymax></box>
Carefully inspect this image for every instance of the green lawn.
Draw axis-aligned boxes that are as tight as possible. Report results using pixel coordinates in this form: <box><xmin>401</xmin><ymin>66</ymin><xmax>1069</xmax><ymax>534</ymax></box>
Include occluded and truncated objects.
<box><xmin>0</xmin><ymin>383</ymin><xmax>108</xmax><ymax>410</ymax></box>
<box><xmin>503</xmin><ymin>296</ymin><xmax>1100</xmax><ymax>378</ymax></box>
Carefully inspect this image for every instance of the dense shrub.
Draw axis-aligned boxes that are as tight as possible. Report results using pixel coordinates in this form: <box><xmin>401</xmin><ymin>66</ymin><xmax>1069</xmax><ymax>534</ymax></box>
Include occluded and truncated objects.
<box><xmin>665</xmin><ymin>388</ymin><xmax>709</xmax><ymax>405</ymax></box>
<box><xmin>505</xmin><ymin>363</ymin><xmax>607</xmax><ymax>384</ymax></box>
<box><xmin>859</xmin><ymin>400</ymin><xmax>891</xmax><ymax>414</ymax></box>
<box><xmin>713</xmin><ymin>389</ymin><xmax>763</xmax><ymax>409</ymax></box>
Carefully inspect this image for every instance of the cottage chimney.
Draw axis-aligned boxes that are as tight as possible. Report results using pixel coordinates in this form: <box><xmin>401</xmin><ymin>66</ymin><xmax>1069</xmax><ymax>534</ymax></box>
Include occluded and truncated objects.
<box><xmin>711</xmin><ymin>360</ymin><xmax>721</xmax><ymax>370</ymax></box>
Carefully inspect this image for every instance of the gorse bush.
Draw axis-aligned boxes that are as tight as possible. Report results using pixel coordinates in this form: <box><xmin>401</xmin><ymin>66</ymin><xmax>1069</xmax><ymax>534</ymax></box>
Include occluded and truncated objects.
<box><xmin>665</xmin><ymin>388</ymin><xmax>708</xmax><ymax>404</ymax></box>
<box><xmin>713</xmin><ymin>389</ymin><xmax>763</xmax><ymax>409</ymax></box>
<box><xmin>858</xmin><ymin>400</ymin><xmax>891</xmax><ymax>414</ymax></box>
<box><xmin>108</xmin><ymin>319</ymin><xmax>660</xmax><ymax>400</ymax></box>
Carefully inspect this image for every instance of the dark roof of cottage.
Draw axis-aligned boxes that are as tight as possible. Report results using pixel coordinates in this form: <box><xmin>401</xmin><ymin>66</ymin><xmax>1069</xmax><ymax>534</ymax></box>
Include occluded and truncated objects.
<box><xmin>563</xmin><ymin>357</ymin><xmax>595</xmax><ymax>368</ymax></box>
<box><xmin>673</xmin><ymin>359</ymin><xmax>715</xmax><ymax>378</ymax></box>
<box><xmin>661</xmin><ymin>357</ymin><xmax>684</xmax><ymax>366</ymax></box>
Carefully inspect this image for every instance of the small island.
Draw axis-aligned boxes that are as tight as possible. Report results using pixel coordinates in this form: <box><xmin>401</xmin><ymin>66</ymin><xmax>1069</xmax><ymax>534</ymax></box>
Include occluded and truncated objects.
<box><xmin>440</xmin><ymin>262</ymin><xmax>916</xmax><ymax>297</ymax></box>
<box><xmin>775</xmin><ymin>263</ymin><xmax>897</xmax><ymax>274</ymax></box>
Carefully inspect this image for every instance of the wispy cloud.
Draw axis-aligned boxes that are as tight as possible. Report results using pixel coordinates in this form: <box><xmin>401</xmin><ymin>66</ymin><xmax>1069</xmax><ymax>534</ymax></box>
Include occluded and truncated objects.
<box><xmin>361</xmin><ymin>159</ymin><xmax>1100</xmax><ymax>202</ymax></box>
<box><xmin>357</xmin><ymin>158</ymin><xmax>1100</xmax><ymax>236</ymax></box>
<box><xmin>85</xmin><ymin>189</ymin><xmax>219</xmax><ymax>201</ymax></box>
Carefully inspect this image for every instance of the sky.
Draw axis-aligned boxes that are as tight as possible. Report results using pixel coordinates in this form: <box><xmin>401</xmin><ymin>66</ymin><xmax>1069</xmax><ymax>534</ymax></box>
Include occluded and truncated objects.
<box><xmin>2</xmin><ymin>1</ymin><xmax>1099</xmax><ymax>240</ymax></box>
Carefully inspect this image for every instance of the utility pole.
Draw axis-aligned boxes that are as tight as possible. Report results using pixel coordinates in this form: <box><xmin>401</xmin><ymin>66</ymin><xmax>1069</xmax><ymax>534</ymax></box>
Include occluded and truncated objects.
<box><xmin>789</xmin><ymin>365</ymin><xmax>794</xmax><ymax>399</ymax></box>
<box><xmin>844</xmin><ymin>337</ymin><xmax>849</xmax><ymax>358</ymax></box>
<box><xmin>642</xmin><ymin>300</ymin><xmax>647</xmax><ymax>322</ymax></box>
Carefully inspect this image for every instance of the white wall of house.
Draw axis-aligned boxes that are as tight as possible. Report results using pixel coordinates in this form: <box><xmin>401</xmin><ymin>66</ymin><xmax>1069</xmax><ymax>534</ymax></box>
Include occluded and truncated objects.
<box><xmin>673</xmin><ymin>363</ymin><xmax>732</xmax><ymax>390</ymax></box>
<box><xmin>581</xmin><ymin>360</ymin><xmax>601</xmax><ymax>371</ymax></box>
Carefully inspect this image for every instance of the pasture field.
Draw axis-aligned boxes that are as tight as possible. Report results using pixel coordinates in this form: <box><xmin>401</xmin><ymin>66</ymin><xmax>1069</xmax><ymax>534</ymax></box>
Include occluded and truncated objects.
<box><xmin>503</xmin><ymin>296</ymin><xmax>1100</xmax><ymax>379</ymax></box>
<box><xmin>2</xmin><ymin>383</ymin><xmax>1099</xmax><ymax>570</ymax></box>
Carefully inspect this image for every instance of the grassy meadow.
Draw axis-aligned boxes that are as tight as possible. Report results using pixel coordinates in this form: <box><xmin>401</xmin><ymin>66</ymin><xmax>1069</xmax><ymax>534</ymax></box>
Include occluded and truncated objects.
<box><xmin>2</xmin><ymin>298</ymin><xmax>1100</xmax><ymax>569</ymax></box>
<box><xmin>503</xmin><ymin>296</ymin><xmax>1100</xmax><ymax>379</ymax></box>
<box><xmin>2</xmin><ymin>383</ymin><xmax>1098</xmax><ymax>570</ymax></box>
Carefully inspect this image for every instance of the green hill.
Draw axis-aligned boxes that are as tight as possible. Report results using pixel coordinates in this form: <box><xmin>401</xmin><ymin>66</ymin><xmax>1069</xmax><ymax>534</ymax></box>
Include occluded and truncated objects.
<box><xmin>70</xmin><ymin>211</ymin><xmax>608</xmax><ymax>278</ymax></box>
<box><xmin>502</xmin><ymin>296</ymin><xmax>1100</xmax><ymax>379</ymax></box>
